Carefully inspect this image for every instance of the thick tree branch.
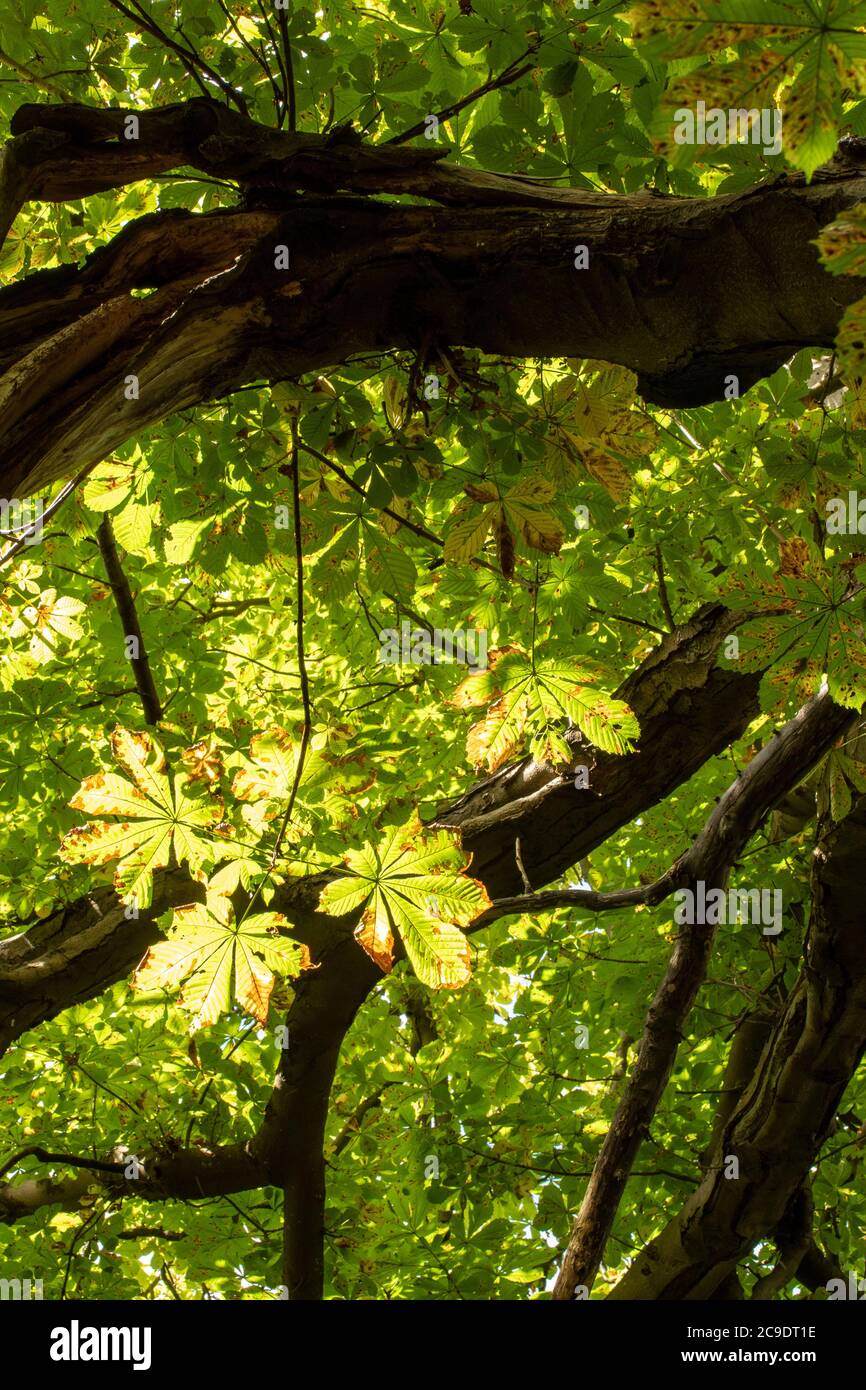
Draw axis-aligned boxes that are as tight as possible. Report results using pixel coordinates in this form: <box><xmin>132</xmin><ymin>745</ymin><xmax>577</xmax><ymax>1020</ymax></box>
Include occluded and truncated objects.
<box><xmin>2</xmin><ymin>102</ymin><xmax>866</xmax><ymax>494</ymax></box>
<box><xmin>0</xmin><ymin>604</ymin><xmax>757</xmax><ymax>1056</ymax></box>
<box><xmin>607</xmin><ymin>784</ymin><xmax>866</xmax><ymax>1299</ymax></box>
<box><xmin>0</xmin><ymin>1139</ymin><xmax>267</xmax><ymax>1222</ymax></box>
<box><xmin>552</xmin><ymin>689</ymin><xmax>858</xmax><ymax>1299</ymax></box>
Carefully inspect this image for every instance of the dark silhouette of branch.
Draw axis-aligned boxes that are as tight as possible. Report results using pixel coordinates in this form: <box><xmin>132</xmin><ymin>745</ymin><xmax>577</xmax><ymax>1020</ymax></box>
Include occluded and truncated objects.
<box><xmin>96</xmin><ymin>514</ymin><xmax>163</xmax><ymax>726</ymax></box>
<box><xmin>106</xmin><ymin>0</ymin><xmax>248</xmax><ymax>113</ymax></box>
<box><xmin>386</xmin><ymin>49</ymin><xmax>537</xmax><ymax>146</ymax></box>
<box><xmin>552</xmin><ymin>690</ymin><xmax>859</xmax><ymax>1298</ymax></box>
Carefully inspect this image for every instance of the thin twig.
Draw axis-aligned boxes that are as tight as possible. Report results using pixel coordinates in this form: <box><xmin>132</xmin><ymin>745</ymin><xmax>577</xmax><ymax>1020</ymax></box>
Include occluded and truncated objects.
<box><xmin>0</xmin><ymin>460</ymin><xmax>98</xmax><ymax>578</ymax></box>
<box><xmin>60</xmin><ymin>1208</ymin><xmax>102</xmax><ymax>1300</ymax></box>
<box><xmin>386</xmin><ymin>50</ymin><xmax>537</xmax><ymax>145</ymax></box>
<box><xmin>0</xmin><ymin>1146</ymin><xmax>126</xmax><ymax>1182</ymax></box>
<box><xmin>242</xmin><ymin>420</ymin><xmax>313</xmax><ymax>925</ymax></box>
<box><xmin>107</xmin><ymin>0</ymin><xmax>248</xmax><ymax>112</ymax></box>
<box><xmin>269</xmin><ymin>416</ymin><xmax>312</xmax><ymax>867</ymax></box>
<box><xmin>655</xmin><ymin>542</ymin><xmax>676</xmax><ymax>632</ymax></box>
<box><xmin>294</xmin><ymin>441</ymin><xmax>442</xmax><ymax>547</ymax></box>
<box><xmin>215</xmin><ymin>0</ymin><xmax>282</xmax><ymax>123</ymax></box>
<box><xmin>276</xmin><ymin>5</ymin><xmax>296</xmax><ymax>131</ymax></box>
<box><xmin>96</xmin><ymin>514</ymin><xmax>163</xmax><ymax>726</ymax></box>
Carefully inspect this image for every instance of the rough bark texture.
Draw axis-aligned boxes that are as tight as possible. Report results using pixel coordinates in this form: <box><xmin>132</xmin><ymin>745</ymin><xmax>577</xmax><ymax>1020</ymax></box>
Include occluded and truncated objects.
<box><xmin>2</xmin><ymin>100</ymin><xmax>866</xmax><ymax>496</ymax></box>
<box><xmin>553</xmin><ymin>690</ymin><xmax>857</xmax><ymax>1298</ymax></box>
<box><xmin>608</xmin><ymin>791</ymin><xmax>866</xmax><ymax>1299</ymax></box>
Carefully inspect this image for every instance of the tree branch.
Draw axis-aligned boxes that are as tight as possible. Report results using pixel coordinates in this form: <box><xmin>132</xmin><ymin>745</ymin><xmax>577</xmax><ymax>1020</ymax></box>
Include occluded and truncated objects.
<box><xmin>96</xmin><ymin>514</ymin><xmax>163</xmax><ymax>726</ymax></box>
<box><xmin>2</xmin><ymin>103</ymin><xmax>866</xmax><ymax>496</ymax></box>
<box><xmin>386</xmin><ymin>50</ymin><xmax>537</xmax><ymax>146</ymax></box>
<box><xmin>106</xmin><ymin>0</ymin><xmax>248</xmax><ymax>114</ymax></box>
<box><xmin>552</xmin><ymin>689</ymin><xmax>858</xmax><ymax>1298</ymax></box>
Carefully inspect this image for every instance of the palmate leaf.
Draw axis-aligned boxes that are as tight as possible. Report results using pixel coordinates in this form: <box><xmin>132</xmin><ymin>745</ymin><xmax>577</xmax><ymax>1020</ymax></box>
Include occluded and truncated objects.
<box><xmin>8</xmin><ymin>588</ymin><xmax>86</xmax><ymax>665</ymax></box>
<box><xmin>231</xmin><ymin>727</ymin><xmax>375</xmax><ymax>834</ymax></box>
<box><xmin>452</xmin><ymin>647</ymin><xmax>640</xmax><ymax>772</ymax></box>
<box><xmin>231</xmin><ymin>727</ymin><xmax>295</xmax><ymax>803</ymax></box>
<box><xmin>547</xmin><ymin>363</ymin><xmax>652</xmax><ymax>500</ymax></box>
<box><xmin>628</xmin><ymin>0</ymin><xmax>860</xmax><ymax>175</ymax></box>
<box><xmin>58</xmin><ymin>727</ymin><xmax>225</xmax><ymax>909</ymax></box>
<box><xmin>817</xmin><ymin>203</ymin><xmax>866</xmax><ymax>279</ymax></box>
<box><xmin>628</xmin><ymin>0</ymin><xmax>803</xmax><ymax>55</ymax></box>
<box><xmin>726</xmin><ymin>564</ymin><xmax>866</xmax><ymax>713</ymax></box>
<box><xmin>816</xmin><ymin>208</ymin><xmax>866</xmax><ymax>378</ymax></box>
<box><xmin>823</xmin><ymin>746</ymin><xmax>866</xmax><ymax>821</ymax></box>
<box><xmin>782</xmin><ymin>44</ymin><xmax>840</xmax><ymax>177</ymax></box>
<box><xmin>443</xmin><ymin>477</ymin><xmax>564</xmax><ymax>568</ymax></box>
<box><xmin>132</xmin><ymin>892</ymin><xmax>313</xmax><ymax>1030</ymax></box>
<box><xmin>317</xmin><ymin>815</ymin><xmax>491</xmax><ymax>989</ymax></box>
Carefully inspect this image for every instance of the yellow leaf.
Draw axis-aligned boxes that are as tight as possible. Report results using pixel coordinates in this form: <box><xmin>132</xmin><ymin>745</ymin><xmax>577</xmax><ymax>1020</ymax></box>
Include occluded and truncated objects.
<box><xmin>443</xmin><ymin>503</ymin><xmax>494</xmax><ymax>563</ymax></box>
<box><xmin>581</xmin><ymin>447</ymin><xmax>633</xmax><ymax>501</ymax></box>
<box><xmin>356</xmin><ymin>901</ymin><xmax>395</xmax><ymax>973</ymax></box>
<box><xmin>466</xmin><ymin>693</ymin><xmax>530</xmax><ymax>772</ymax></box>
<box><xmin>234</xmin><ymin>947</ymin><xmax>275</xmax><ymax>1026</ymax></box>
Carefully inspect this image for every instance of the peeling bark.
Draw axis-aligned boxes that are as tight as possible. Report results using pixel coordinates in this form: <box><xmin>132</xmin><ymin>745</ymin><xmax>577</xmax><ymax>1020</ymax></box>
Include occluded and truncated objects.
<box><xmin>2</xmin><ymin>100</ymin><xmax>866</xmax><ymax>495</ymax></box>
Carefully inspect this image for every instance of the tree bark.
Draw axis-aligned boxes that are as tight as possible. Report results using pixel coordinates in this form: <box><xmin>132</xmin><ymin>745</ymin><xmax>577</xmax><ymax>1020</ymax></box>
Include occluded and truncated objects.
<box><xmin>552</xmin><ymin>689</ymin><xmax>856</xmax><ymax>1298</ymax></box>
<box><xmin>0</xmin><ymin>604</ymin><xmax>756</xmax><ymax>1055</ymax></box>
<box><xmin>608</xmin><ymin>790</ymin><xmax>866</xmax><ymax>1299</ymax></box>
<box><xmin>2</xmin><ymin>100</ymin><xmax>866</xmax><ymax>496</ymax></box>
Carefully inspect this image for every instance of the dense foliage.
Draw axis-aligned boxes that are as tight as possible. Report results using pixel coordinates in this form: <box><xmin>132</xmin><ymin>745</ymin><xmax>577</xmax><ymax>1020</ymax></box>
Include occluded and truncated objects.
<box><xmin>1</xmin><ymin>0</ymin><xmax>866</xmax><ymax>1302</ymax></box>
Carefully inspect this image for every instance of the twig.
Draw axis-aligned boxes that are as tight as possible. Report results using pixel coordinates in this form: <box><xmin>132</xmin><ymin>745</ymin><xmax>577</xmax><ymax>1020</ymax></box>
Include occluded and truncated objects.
<box><xmin>215</xmin><ymin>0</ymin><xmax>282</xmax><ymax>124</ymax></box>
<box><xmin>276</xmin><ymin>5</ymin><xmax>296</xmax><ymax>131</ymax></box>
<box><xmin>0</xmin><ymin>1145</ymin><xmax>126</xmax><ymax>1182</ymax></box>
<box><xmin>655</xmin><ymin>543</ymin><xmax>675</xmax><ymax>632</ymax></box>
<box><xmin>474</xmin><ymin>869</ymin><xmax>681</xmax><ymax>929</ymax></box>
<box><xmin>96</xmin><ymin>514</ymin><xmax>163</xmax><ymax>726</ymax></box>
<box><xmin>514</xmin><ymin>836</ymin><xmax>532</xmax><ymax>893</ymax></box>
<box><xmin>107</xmin><ymin>0</ymin><xmax>248</xmax><ymax>113</ymax></box>
<box><xmin>269</xmin><ymin>416</ymin><xmax>312</xmax><ymax>866</ymax></box>
<box><xmin>294</xmin><ymin>441</ymin><xmax>442</xmax><ymax>547</ymax></box>
<box><xmin>243</xmin><ymin>420</ymin><xmax>312</xmax><ymax>928</ymax></box>
<box><xmin>0</xmin><ymin>460</ymin><xmax>98</xmax><ymax>578</ymax></box>
<box><xmin>332</xmin><ymin>1082</ymin><xmax>400</xmax><ymax>1156</ymax></box>
<box><xmin>386</xmin><ymin>50</ymin><xmax>537</xmax><ymax>146</ymax></box>
<box><xmin>161</xmin><ymin>1261</ymin><xmax>183</xmax><ymax>1298</ymax></box>
<box><xmin>671</xmin><ymin>416</ymin><xmax>787</xmax><ymax>544</ymax></box>
<box><xmin>60</xmin><ymin>1208</ymin><xmax>102</xmax><ymax>1300</ymax></box>
<box><xmin>0</xmin><ymin>46</ymin><xmax>73</xmax><ymax>100</ymax></box>
<box><xmin>256</xmin><ymin>0</ymin><xmax>288</xmax><ymax>124</ymax></box>
<box><xmin>118</xmin><ymin>1226</ymin><xmax>185</xmax><ymax>1241</ymax></box>
<box><xmin>586</xmin><ymin>604</ymin><xmax>665</xmax><ymax>636</ymax></box>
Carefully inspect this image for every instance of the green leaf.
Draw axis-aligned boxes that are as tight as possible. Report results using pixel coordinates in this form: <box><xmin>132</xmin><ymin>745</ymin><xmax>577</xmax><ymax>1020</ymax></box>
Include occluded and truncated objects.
<box><xmin>318</xmin><ymin>817</ymin><xmax>490</xmax><ymax>987</ymax></box>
